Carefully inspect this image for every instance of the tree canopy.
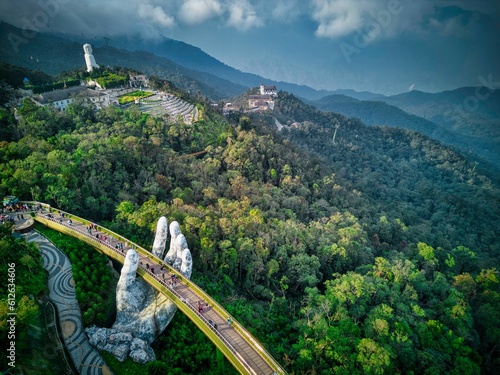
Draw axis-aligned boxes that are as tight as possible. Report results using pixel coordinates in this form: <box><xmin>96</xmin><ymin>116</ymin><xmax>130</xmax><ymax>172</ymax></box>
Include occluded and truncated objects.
<box><xmin>1</xmin><ymin>73</ymin><xmax>499</xmax><ymax>374</ymax></box>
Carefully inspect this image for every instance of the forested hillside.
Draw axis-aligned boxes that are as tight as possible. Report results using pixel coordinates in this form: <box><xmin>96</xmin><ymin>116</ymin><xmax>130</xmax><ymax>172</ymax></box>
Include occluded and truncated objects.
<box><xmin>1</xmin><ymin>77</ymin><xmax>499</xmax><ymax>374</ymax></box>
<box><xmin>381</xmin><ymin>88</ymin><xmax>500</xmax><ymax>169</ymax></box>
<box><xmin>312</xmin><ymin>93</ymin><xmax>500</xmax><ymax>172</ymax></box>
<box><xmin>310</xmin><ymin>94</ymin><xmax>439</xmax><ymax>142</ymax></box>
<box><xmin>275</xmin><ymin>91</ymin><xmax>499</xmax><ymax>257</ymax></box>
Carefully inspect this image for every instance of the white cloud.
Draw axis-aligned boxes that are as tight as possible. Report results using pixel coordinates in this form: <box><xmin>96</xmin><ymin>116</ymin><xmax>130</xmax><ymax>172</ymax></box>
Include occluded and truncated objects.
<box><xmin>272</xmin><ymin>0</ymin><xmax>303</xmax><ymax>23</ymax></box>
<box><xmin>424</xmin><ymin>10</ymin><xmax>483</xmax><ymax>38</ymax></box>
<box><xmin>311</xmin><ymin>0</ymin><xmax>377</xmax><ymax>38</ymax></box>
<box><xmin>226</xmin><ymin>0</ymin><xmax>263</xmax><ymax>31</ymax></box>
<box><xmin>178</xmin><ymin>0</ymin><xmax>222</xmax><ymax>25</ymax></box>
<box><xmin>310</xmin><ymin>0</ymin><xmax>495</xmax><ymax>41</ymax></box>
<box><xmin>0</xmin><ymin>0</ymin><xmax>495</xmax><ymax>42</ymax></box>
<box><xmin>138</xmin><ymin>3</ymin><xmax>175</xmax><ymax>29</ymax></box>
<box><xmin>427</xmin><ymin>15</ymin><xmax>463</xmax><ymax>35</ymax></box>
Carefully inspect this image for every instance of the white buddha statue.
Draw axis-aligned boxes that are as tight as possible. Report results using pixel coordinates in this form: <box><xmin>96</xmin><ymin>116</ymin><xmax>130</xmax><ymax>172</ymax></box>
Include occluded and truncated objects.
<box><xmin>83</xmin><ymin>43</ymin><xmax>99</xmax><ymax>72</ymax></box>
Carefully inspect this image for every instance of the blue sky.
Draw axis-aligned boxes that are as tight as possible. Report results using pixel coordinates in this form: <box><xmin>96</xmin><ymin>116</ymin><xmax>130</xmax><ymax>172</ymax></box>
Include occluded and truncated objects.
<box><xmin>1</xmin><ymin>0</ymin><xmax>499</xmax><ymax>94</ymax></box>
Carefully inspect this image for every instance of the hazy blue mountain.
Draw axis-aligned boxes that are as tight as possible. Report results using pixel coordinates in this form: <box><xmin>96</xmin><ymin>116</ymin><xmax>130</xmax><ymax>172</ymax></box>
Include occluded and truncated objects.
<box><xmin>311</xmin><ymin>94</ymin><xmax>437</xmax><ymax>134</ymax></box>
<box><xmin>325</xmin><ymin>89</ymin><xmax>386</xmax><ymax>101</ymax></box>
<box><xmin>136</xmin><ymin>5</ymin><xmax>498</xmax><ymax>96</ymax></box>
<box><xmin>49</xmin><ymin>31</ymin><xmax>338</xmax><ymax>101</ymax></box>
<box><xmin>2</xmin><ymin>21</ymin><xmax>396</xmax><ymax>101</ymax></box>
<box><xmin>313</xmin><ymin>91</ymin><xmax>500</xmax><ymax>169</ymax></box>
<box><xmin>0</xmin><ymin>21</ymin><xmax>246</xmax><ymax>99</ymax></box>
<box><xmin>382</xmin><ymin>88</ymin><xmax>500</xmax><ymax>151</ymax></box>
<box><xmin>383</xmin><ymin>88</ymin><xmax>500</xmax><ymax>125</ymax></box>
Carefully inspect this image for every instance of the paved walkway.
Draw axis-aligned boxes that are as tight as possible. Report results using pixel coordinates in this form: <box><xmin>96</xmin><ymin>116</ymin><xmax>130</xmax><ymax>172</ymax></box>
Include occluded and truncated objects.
<box><xmin>25</xmin><ymin>231</ymin><xmax>113</xmax><ymax>375</ymax></box>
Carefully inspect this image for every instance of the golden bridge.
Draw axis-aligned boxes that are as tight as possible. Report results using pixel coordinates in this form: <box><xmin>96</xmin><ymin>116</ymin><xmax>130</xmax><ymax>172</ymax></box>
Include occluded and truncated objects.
<box><xmin>22</xmin><ymin>201</ymin><xmax>287</xmax><ymax>375</ymax></box>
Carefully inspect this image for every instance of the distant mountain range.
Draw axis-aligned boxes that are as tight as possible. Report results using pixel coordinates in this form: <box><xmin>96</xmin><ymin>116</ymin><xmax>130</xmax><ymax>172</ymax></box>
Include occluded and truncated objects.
<box><xmin>382</xmin><ymin>88</ymin><xmax>500</xmax><ymax>135</ymax></box>
<box><xmin>1</xmin><ymin>21</ymin><xmax>498</xmax><ymax>170</ymax></box>
<box><xmin>0</xmin><ymin>21</ymin><xmax>247</xmax><ymax>99</ymax></box>
<box><xmin>311</xmin><ymin>94</ymin><xmax>438</xmax><ymax>135</ymax></box>
<box><xmin>0</xmin><ymin>21</ymin><xmax>394</xmax><ymax>102</ymax></box>
<box><xmin>312</xmin><ymin>88</ymin><xmax>500</xmax><ymax>169</ymax></box>
<box><xmin>101</xmin><ymin>36</ymin><xmax>335</xmax><ymax>99</ymax></box>
<box><xmin>0</xmin><ymin>21</ymin><xmax>341</xmax><ymax>101</ymax></box>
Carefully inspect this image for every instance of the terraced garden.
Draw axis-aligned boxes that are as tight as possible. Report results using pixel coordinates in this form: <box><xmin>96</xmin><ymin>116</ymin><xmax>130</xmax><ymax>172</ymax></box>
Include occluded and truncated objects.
<box><xmin>137</xmin><ymin>94</ymin><xmax>198</xmax><ymax>124</ymax></box>
<box><xmin>118</xmin><ymin>90</ymin><xmax>154</xmax><ymax>104</ymax></box>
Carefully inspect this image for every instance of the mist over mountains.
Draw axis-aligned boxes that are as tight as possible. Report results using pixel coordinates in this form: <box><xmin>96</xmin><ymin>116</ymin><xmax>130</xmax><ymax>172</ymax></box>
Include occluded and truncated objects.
<box><xmin>1</xmin><ymin>1</ymin><xmax>499</xmax><ymax>94</ymax></box>
<box><xmin>0</xmin><ymin>21</ymin><xmax>333</xmax><ymax>100</ymax></box>
<box><xmin>1</xmin><ymin>20</ymin><xmax>499</xmax><ymax>170</ymax></box>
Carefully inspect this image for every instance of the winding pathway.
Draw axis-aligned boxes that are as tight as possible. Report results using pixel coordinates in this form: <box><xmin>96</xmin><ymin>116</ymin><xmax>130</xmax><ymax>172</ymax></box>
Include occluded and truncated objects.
<box><xmin>24</xmin><ymin>231</ymin><xmax>113</xmax><ymax>375</ymax></box>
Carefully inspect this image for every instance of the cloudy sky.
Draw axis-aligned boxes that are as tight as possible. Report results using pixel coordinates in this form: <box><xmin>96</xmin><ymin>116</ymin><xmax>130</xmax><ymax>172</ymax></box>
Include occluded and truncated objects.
<box><xmin>1</xmin><ymin>0</ymin><xmax>499</xmax><ymax>94</ymax></box>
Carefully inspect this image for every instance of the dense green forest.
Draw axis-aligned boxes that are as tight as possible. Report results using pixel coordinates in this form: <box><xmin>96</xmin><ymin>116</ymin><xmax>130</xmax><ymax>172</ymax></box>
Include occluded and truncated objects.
<box><xmin>0</xmin><ymin>224</ymin><xmax>53</xmax><ymax>372</ymax></box>
<box><xmin>1</xmin><ymin>73</ymin><xmax>499</xmax><ymax>374</ymax></box>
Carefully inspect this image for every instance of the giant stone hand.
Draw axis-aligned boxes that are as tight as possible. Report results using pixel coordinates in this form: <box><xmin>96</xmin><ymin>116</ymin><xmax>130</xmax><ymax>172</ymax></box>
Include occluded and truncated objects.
<box><xmin>152</xmin><ymin>216</ymin><xmax>168</xmax><ymax>259</ymax></box>
<box><xmin>85</xmin><ymin>217</ymin><xmax>192</xmax><ymax>364</ymax></box>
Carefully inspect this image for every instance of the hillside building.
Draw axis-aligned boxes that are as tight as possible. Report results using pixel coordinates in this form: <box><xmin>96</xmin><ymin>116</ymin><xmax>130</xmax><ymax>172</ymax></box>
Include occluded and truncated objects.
<box><xmin>260</xmin><ymin>83</ymin><xmax>277</xmax><ymax>97</ymax></box>
<box><xmin>244</xmin><ymin>84</ymin><xmax>277</xmax><ymax>111</ymax></box>
<box><xmin>248</xmin><ymin>94</ymin><xmax>274</xmax><ymax>111</ymax></box>
<box><xmin>32</xmin><ymin>86</ymin><xmax>117</xmax><ymax>111</ymax></box>
<box><xmin>129</xmin><ymin>75</ymin><xmax>149</xmax><ymax>88</ymax></box>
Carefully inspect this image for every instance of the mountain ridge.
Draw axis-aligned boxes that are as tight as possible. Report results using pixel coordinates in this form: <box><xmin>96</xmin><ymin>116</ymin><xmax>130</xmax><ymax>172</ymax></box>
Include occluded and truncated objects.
<box><xmin>50</xmin><ymin>31</ymin><xmax>340</xmax><ymax>101</ymax></box>
<box><xmin>0</xmin><ymin>22</ymin><xmax>335</xmax><ymax>101</ymax></box>
<box><xmin>312</xmin><ymin>90</ymin><xmax>500</xmax><ymax>170</ymax></box>
<box><xmin>0</xmin><ymin>21</ymin><xmax>246</xmax><ymax>100</ymax></box>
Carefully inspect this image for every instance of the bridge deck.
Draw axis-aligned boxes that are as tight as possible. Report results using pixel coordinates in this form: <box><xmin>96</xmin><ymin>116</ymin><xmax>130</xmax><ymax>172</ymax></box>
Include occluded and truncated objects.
<box><xmin>32</xmin><ymin>206</ymin><xmax>285</xmax><ymax>375</ymax></box>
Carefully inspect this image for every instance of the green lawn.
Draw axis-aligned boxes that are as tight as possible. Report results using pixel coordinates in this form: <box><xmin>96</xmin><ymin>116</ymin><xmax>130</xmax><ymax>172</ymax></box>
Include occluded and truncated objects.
<box><xmin>94</xmin><ymin>73</ymin><xmax>127</xmax><ymax>89</ymax></box>
<box><xmin>118</xmin><ymin>90</ymin><xmax>154</xmax><ymax>104</ymax></box>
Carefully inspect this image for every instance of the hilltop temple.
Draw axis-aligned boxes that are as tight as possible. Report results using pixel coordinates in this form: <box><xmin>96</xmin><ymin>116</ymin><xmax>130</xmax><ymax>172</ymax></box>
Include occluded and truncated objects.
<box><xmin>260</xmin><ymin>83</ymin><xmax>277</xmax><ymax>97</ymax></box>
<box><xmin>245</xmin><ymin>83</ymin><xmax>277</xmax><ymax>112</ymax></box>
